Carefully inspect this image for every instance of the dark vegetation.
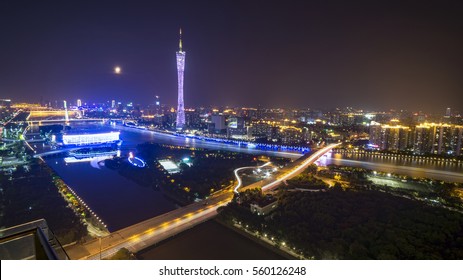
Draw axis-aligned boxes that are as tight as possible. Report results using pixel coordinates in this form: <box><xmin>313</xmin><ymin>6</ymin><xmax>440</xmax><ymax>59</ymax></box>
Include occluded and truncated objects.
<box><xmin>106</xmin><ymin>143</ymin><xmax>289</xmax><ymax>203</ymax></box>
<box><xmin>237</xmin><ymin>188</ymin><xmax>271</xmax><ymax>207</ymax></box>
<box><xmin>107</xmin><ymin>247</ymin><xmax>136</xmax><ymax>260</ymax></box>
<box><xmin>0</xmin><ymin>161</ymin><xmax>87</xmax><ymax>244</ymax></box>
<box><xmin>219</xmin><ymin>188</ymin><xmax>463</xmax><ymax>259</ymax></box>
<box><xmin>283</xmin><ymin>163</ymin><xmax>328</xmax><ymax>190</ymax></box>
<box><xmin>286</xmin><ymin>174</ymin><xmax>328</xmax><ymax>190</ymax></box>
<box><xmin>318</xmin><ymin>165</ymin><xmax>368</xmax><ymax>183</ymax></box>
<box><xmin>277</xmin><ymin>190</ymin><xmax>463</xmax><ymax>259</ymax></box>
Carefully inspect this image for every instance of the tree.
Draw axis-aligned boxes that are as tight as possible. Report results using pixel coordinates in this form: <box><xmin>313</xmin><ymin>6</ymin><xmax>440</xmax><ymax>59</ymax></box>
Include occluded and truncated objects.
<box><xmin>305</xmin><ymin>164</ymin><xmax>318</xmax><ymax>175</ymax></box>
<box><xmin>108</xmin><ymin>248</ymin><xmax>136</xmax><ymax>260</ymax></box>
<box><xmin>178</xmin><ymin>162</ymin><xmax>189</xmax><ymax>172</ymax></box>
<box><xmin>332</xmin><ymin>182</ymin><xmax>343</xmax><ymax>191</ymax></box>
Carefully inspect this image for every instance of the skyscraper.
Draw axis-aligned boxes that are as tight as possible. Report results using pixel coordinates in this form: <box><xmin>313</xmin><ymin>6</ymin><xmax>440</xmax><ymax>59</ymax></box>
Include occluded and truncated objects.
<box><xmin>369</xmin><ymin>122</ymin><xmax>410</xmax><ymax>151</ymax></box>
<box><xmin>63</xmin><ymin>100</ymin><xmax>69</xmax><ymax>123</ymax></box>
<box><xmin>445</xmin><ymin>107</ymin><xmax>451</xmax><ymax>118</ymax></box>
<box><xmin>176</xmin><ymin>28</ymin><xmax>186</xmax><ymax>129</ymax></box>
<box><xmin>155</xmin><ymin>95</ymin><xmax>161</xmax><ymax>115</ymax></box>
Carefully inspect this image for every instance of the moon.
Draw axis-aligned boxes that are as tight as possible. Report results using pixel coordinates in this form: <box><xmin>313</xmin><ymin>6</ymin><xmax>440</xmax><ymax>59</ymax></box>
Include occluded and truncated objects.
<box><xmin>114</xmin><ymin>66</ymin><xmax>121</xmax><ymax>74</ymax></box>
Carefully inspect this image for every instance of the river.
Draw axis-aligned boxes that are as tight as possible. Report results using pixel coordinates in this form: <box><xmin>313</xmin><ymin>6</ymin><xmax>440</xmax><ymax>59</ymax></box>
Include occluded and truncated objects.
<box><xmin>36</xmin><ymin>122</ymin><xmax>301</xmax><ymax>232</ymax></box>
<box><xmin>137</xmin><ymin>220</ymin><xmax>285</xmax><ymax>260</ymax></box>
<box><xmin>320</xmin><ymin>152</ymin><xmax>463</xmax><ymax>183</ymax></box>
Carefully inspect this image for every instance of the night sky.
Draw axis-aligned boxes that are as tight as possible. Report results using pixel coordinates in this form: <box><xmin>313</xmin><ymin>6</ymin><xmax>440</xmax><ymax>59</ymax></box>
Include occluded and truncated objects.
<box><xmin>1</xmin><ymin>0</ymin><xmax>462</xmax><ymax>113</ymax></box>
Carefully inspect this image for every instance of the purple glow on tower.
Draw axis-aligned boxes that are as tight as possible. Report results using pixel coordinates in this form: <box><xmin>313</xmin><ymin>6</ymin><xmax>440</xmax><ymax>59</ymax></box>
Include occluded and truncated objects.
<box><xmin>176</xmin><ymin>28</ymin><xmax>186</xmax><ymax>129</ymax></box>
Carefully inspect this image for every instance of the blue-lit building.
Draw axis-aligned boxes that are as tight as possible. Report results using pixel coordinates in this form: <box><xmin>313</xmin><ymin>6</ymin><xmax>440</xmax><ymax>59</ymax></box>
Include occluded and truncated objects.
<box><xmin>54</xmin><ymin>131</ymin><xmax>121</xmax><ymax>148</ymax></box>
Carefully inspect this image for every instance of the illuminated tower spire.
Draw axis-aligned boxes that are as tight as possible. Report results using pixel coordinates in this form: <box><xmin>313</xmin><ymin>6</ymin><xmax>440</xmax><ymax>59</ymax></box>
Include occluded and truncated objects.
<box><xmin>179</xmin><ymin>28</ymin><xmax>183</xmax><ymax>52</ymax></box>
<box><xmin>176</xmin><ymin>28</ymin><xmax>186</xmax><ymax>129</ymax></box>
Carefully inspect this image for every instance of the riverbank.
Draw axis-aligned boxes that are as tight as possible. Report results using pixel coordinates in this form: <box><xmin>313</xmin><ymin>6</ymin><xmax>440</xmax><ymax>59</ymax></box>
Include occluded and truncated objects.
<box><xmin>49</xmin><ymin>164</ymin><xmax>110</xmax><ymax>237</ymax></box>
<box><xmin>332</xmin><ymin>148</ymin><xmax>463</xmax><ymax>165</ymax></box>
<box><xmin>215</xmin><ymin>219</ymin><xmax>297</xmax><ymax>259</ymax></box>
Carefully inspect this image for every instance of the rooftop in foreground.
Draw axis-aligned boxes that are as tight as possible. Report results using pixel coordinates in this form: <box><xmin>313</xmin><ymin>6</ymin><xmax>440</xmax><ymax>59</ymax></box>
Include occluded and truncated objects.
<box><xmin>0</xmin><ymin>219</ymin><xmax>69</xmax><ymax>260</ymax></box>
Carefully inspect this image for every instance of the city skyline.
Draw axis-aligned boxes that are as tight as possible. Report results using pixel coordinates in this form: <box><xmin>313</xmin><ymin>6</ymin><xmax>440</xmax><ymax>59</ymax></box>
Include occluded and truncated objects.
<box><xmin>1</xmin><ymin>1</ymin><xmax>462</xmax><ymax>113</ymax></box>
<box><xmin>2</xmin><ymin>99</ymin><xmax>463</xmax><ymax>261</ymax></box>
<box><xmin>2</xmin><ymin>0</ymin><xmax>463</xmax><ymax>265</ymax></box>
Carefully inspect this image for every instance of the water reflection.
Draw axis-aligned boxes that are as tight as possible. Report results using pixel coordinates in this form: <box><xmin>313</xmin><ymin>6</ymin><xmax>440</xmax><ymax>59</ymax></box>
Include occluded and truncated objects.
<box><xmin>330</xmin><ymin>152</ymin><xmax>462</xmax><ymax>172</ymax></box>
<box><xmin>325</xmin><ymin>153</ymin><xmax>463</xmax><ymax>183</ymax></box>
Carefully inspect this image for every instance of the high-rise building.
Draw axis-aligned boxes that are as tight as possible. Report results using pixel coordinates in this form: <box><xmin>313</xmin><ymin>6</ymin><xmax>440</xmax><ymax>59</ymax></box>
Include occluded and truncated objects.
<box><xmin>369</xmin><ymin>122</ymin><xmax>410</xmax><ymax>151</ymax></box>
<box><xmin>163</xmin><ymin>107</ymin><xmax>177</xmax><ymax>128</ymax></box>
<box><xmin>413</xmin><ymin>124</ymin><xmax>435</xmax><ymax>154</ymax></box>
<box><xmin>111</xmin><ymin>100</ymin><xmax>116</xmax><ymax>109</ymax></box>
<box><xmin>433</xmin><ymin>124</ymin><xmax>451</xmax><ymax>154</ymax></box>
<box><xmin>155</xmin><ymin>95</ymin><xmax>161</xmax><ymax>116</ymax></box>
<box><xmin>185</xmin><ymin>109</ymin><xmax>202</xmax><ymax>128</ymax></box>
<box><xmin>257</xmin><ymin>104</ymin><xmax>263</xmax><ymax>120</ymax></box>
<box><xmin>452</xmin><ymin>126</ymin><xmax>463</xmax><ymax>156</ymax></box>
<box><xmin>413</xmin><ymin>123</ymin><xmax>463</xmax><ymax>155</ymax></box>
<box><xmin>369</xmin><ymin>122</ymin><xmax>382</xmax><ymax>147</ymax></box>
<box><xmin>176</xmin><ymin>28</ymin><xmax>186</xmax><ymax>129</ymax></box>
<box><xmin>77</xmin><ymin>99</ymin><xmax>82</xmax><ymax>107</ymax></box>
<box><xmin>210</xmin><ymin>115</ymin><xmax>227</xmax><ymax>131</ymax></box>
<box><xmin>445</xmin><ymin>107</ymin><xmax>451</xmax><ymax>118</ymax></box>
<box><xmin>227</xmin><ymin>116</ymin><xmax>247</xmax><ymax>138</ymax></box>
<box><xmin>63</xmin><ymin>100</ymin><xmax>69</xmax><ymax>123</ymax></box>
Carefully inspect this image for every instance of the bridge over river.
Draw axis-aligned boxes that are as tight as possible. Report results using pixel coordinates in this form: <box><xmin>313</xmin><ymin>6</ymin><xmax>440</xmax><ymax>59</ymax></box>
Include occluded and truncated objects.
<box><xmin>64</xmin><ymin>144</ymin><xmax>340</xmax><ymax>259</ymax></box>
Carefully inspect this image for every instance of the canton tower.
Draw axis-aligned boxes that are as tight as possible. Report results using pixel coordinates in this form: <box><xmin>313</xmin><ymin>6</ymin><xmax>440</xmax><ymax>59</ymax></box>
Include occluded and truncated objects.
<box><xmin>175</xmin><ymin>28</ymin><xmax>186</xmax><ymax>129</ymax></box>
